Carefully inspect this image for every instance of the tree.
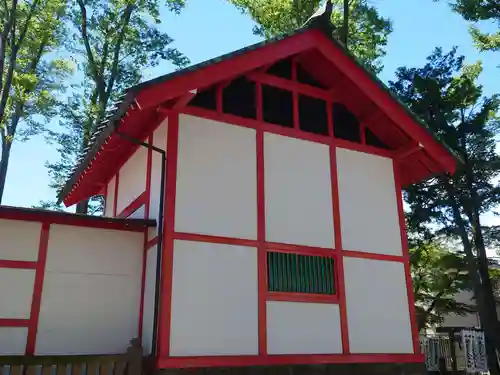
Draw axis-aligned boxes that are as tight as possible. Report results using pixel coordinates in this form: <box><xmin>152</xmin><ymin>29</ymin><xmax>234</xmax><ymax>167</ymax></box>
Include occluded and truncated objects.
<box><xmin>0</xmin><ymin>0</ymin><xmax>70</xmax><ymax>204</ymax></box>
<box><xmin>410</xmin><ymin>241</ymin><xmax>474</xmax><ymax>330</ymax></box>
<box><xmin>45</xmin><ymin>0</ymin><xmax>190</xmax><ymax>214</ymax></box>
<box><xmin>228</xmin><ymin>0</ymin><xmax>392</xmax><ymax>73</ymax></box>
<box><xmin>390</xmin><ymin>47</ymin><xmax>500</xmax><ymax>373</ymax></box>
<box><xmin>445</xmin><ymin>0</ymin><xmax>500</xmax><ymax>53</ymax></box>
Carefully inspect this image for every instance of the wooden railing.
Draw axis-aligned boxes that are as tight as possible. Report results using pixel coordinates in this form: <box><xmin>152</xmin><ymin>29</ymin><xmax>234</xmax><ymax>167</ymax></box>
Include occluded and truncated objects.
<box><xmin>0</xmin><ymin>340</ymin><xmax>143</xmax><ymax>375</ymax></box>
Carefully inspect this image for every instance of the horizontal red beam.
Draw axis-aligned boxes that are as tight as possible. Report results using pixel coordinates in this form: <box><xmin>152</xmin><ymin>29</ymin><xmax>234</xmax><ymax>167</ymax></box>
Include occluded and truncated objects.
<box><xmin>157</xmin><ymin>353</ymin><xmax>424</xmax><ymax>369</ymax></box>
<box><xmin>334</xmin><ymin>138</ymin><xmax>393</xmax><ymax>158</ymax></box>
<box><xmin>266</xmin><ymin>242</ymin><xmax>336</xmax><ymax>258</ymax></box>
<box><xmin>0</xmin><ymin>318</ymin><xmax>30</xmax><ymax>327</ymax></box>
<box><xmin>247</xmin><ymin>72</ymin><xmax>334</xmax><ymax>101</ymax></box>
<box><xmin>343</xmin><ymin>250</ymin><xmax>406</xmax><ymax>263</ymax></box>
<box><xmin>0</xmin><ymin>260</ymin><xmax>37</xmax><ymax>269</ymax></box>
<box><xmin>174</xmin><ymin>232</ymin><xmax>258</xmax><ymax>247</ymax></box>
<box><xmin>393</xmin><ymin>143</ymin><xmax>423</xmax><ymax>160</ymax></box>
<box><xmin>267</xmin><ymin>292</ymin><xmax>338</xmax><ymax>304</ymax></box>
<box><xmin>182</xmin><ymin>107</ymin><xmax>394</xmax><ymax>159</ymax></box>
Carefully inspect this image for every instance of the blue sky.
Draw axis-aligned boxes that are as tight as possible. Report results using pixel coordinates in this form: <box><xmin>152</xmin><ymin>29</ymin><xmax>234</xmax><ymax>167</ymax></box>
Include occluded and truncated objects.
<box><xmin>3</xmin><ymin>0</ymin><xmax>499</xmax><ymax>216</ymax></box>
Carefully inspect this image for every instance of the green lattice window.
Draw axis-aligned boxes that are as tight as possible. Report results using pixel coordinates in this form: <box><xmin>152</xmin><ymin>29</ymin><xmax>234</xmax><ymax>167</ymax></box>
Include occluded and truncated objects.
<box><xmin>267</xmin><ymin>252</ymin><xmax>336</xmax><ymax>295</ymax></box>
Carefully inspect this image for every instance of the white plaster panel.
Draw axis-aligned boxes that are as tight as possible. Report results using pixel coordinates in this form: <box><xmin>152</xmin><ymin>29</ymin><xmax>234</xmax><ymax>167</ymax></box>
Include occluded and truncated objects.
<box><xmin>35</xmin><ymin>225</ymin><xmax>143</xmax><ymax>355</ymax></box>
<box><xmin>170</xmin><ymin>240</ymin><xmax>258</xmax><ymax>356</ymax></box>
<box><xmin>149</xmin><ymin>118</ymin><xmax>168</xmax><ymax>230</ymax></box>
<box><xmin>147</xmin><ymin>228</ymin><xmax>157</xmax><ymax>243</ymax></box>
<box><xmin>127</xmin><ymin>205</ymin><xmax>145</xmax><ymax>219</ymax></box>
<box><xmin>0</xmin><ymin>219</ymin><xmax>41</xmax><ymax>261</ymax></box>
<box><xmin>175</xmin><ymin>115</ymin><xmax>257</xmax><ymax>240</ymax></box>
<box><xmin>343</xmin><ymin>257</ymin><xmax>413</xmax><ymax>354</ymax></box>
<box><xmin>0</xmin><ymin>268</ymin><xmax>35</xmax><ymax>319</ymax></box>
<box><xmin>267</xmin><ymin>301</ymin><xmax>342</xmax><ymax>355</ymax></box>
<box><xmin>44</xmin><ymin>225</ymin><xmax>143</xmax><ymax>275</ymax></box>
<box><xmin>0</xmin><ymin>327</ymin><xmax>28</xmax><ymax>355</ymax></box>
<box><xmin>142</xmin><ymin>247</ymin><xmax>157</xmax><ymax>355</ymax></box>
<box><xmin>264</xmin><ymin>133</ymin><xmax>334</xmax><ymax>248</ymax></box>
<box><xmin>116</xmin><ymin>146</ymin><xmax>148</xmax><ymax>215</ymax></box>
<box><xmin>336</xmin><ymin>148</ymin><xmax>402</xmax><ymax>255</ymax></box>
<box><xmin>105</xmin><ymin>176</ymin><xmax>116</xmax><ymax>217</ymax></box>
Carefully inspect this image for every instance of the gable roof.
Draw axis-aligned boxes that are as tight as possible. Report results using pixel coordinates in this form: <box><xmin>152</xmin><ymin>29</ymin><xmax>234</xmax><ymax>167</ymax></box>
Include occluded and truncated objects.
<box><xmin>59</xmin><ymin>21</ymin><xmax>460</xmax><ymax>207</ymax></box>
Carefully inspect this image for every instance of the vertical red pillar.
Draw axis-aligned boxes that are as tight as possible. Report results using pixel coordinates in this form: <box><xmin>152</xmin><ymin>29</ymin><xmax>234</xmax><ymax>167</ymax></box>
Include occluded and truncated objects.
<box><xmin>393</xmin><ymin>159</ymin><xmax>420</xmax><ymax>354</ymax></box>
<box><xmin>157</xmin><ymin>113</ymin><xmax>180</xmax><ymax>358</ymax></box>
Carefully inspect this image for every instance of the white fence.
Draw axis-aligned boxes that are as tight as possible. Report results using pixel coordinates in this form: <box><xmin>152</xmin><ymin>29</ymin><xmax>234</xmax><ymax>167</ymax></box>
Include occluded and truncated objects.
<box><xmin>420</xmin><ymin>329</ymin><xmax>488</xmax><ymax>373</ymax></box>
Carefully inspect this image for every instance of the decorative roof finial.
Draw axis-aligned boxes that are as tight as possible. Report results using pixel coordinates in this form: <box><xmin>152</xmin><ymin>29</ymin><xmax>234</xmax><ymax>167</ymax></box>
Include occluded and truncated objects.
<box><xmin>303</xmin><ymin>0</ymin><xmax>334</xmax><ymax>35</ymax></box>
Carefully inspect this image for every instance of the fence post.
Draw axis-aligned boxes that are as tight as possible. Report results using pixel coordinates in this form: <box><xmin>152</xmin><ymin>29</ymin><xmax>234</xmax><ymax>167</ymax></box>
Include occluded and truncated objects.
<box><xmin>448</xmin><ymin>331</ymin><xmax>459</xmax><ymax>375</ymax></box>
<box><xmin>438</xmin><ymin>357</ymin><xmax>449</xmax><ymax>374</ymax></box>
<box><xmin>126</xmin><ymin>338</ymin><xmax>143</xmax><ymax>375</ymax></box>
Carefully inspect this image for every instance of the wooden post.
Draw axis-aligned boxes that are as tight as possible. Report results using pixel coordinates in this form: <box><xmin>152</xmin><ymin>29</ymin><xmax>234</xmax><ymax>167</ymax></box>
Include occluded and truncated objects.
<box><xmin>126</xmin><ymin>338</ymin><xmax>143</xmax><ymax>375</ymax></box>
<box><xmin>448</xmin><ymin>331</ymin><xmax>459</xmax><ymax>375</ymax></box>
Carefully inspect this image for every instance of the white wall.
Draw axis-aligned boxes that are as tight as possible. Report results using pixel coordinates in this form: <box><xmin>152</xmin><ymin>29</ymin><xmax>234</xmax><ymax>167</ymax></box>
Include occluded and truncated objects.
<box><xmin>175</xmin><ymin>115</ymin><xmax>257</xmax><ymax>240</ymax></box>
<box><xmin>343</xmin><ymin>257</ymin><xmax>413</xmax><ymax>354</ymax></box>
<box><xmin>0</xmin><ymin>327</ymin><xmax>28</xmax><ymax>355</ymax></box>
<box><xmin>0</xmin><ymin>218</ymin><xmax>40</xmax><ymax>355</ymax></box>
<box><xmin>264</xmin><ymin>133</ymin><xmax>334</xmax><ymax>248</ymax></box>
<box><xmin>142</xmin><ymin>247</ymin><xmax>157</xmax><ymax>355</ymax></box>
<box><xmin>105</xmin><ymin>176</ymin><xmax>116</xmax><ymax>217</ymax></box>
<box><xmin>336</xmin><ymin>148</ymin><xmax>402</xmax><ymax>255</ymax></box>
<box><xmin>35</xmin><ymin>224</ymin><xmax>143</xmax><ymax>355</ymax></box>
<box><xmin>170</xmin><ymin>240</ymin><xmax>258</xmax><ymax>356</ymax></box>
<box><xmin>0</xmin><ymin>219</ymin><xmax>41</xmax><ymax>261</ymax></box>
<box><xmin>127</xmin><ymin>205</ymin><xmax>145</xmax><ymax>219</ymax></box>
<box><xmin>149</xmin><ymin>118</ymin><xmax>168</xmax><ymax>233</ymax></box>
<box><xmin>267</xmin><ymin>301</ymin><xmax>342</xmax><ymax>354</ymax></box>
<box><xmin>116</xmin><ymin>146</ymin><xmax>148</xmax><ymax>215</ymax></box>
<box><xmin>0</xmin><ymin>268</ymin><xmax>35</xmax><ymax>319</ymax></box>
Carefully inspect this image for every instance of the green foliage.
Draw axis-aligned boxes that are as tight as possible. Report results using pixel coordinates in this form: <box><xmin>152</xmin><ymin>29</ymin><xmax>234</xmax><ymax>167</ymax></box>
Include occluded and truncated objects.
<box><xmin>0</xmin><ymin>0</ymin><xmax>71</xmax><ymax>203</ymax></box>
<box><xmin>391</xmin><ymin>48</ymin><xmax>500</xmax><ymax>358</ymax></box>
<box><xmin>410</xmin><ymin>241</ymin><xmax>474</xmax><ymax>329</ymax></box>
<box><xmin>228</xmin><ymin>0</ymin><xmax>392</xmax><ymax>73</ymax></box>
<box><xmin>446</xmin><ymin>0</ymin><xmax>500</xmax><ymax>52</ymax></box>
<box><xmin>390</xmin><ymin>48</ymin><xmax>500</xmax><ymax>249</ymax></box>
<box><xmin>45</xmin><ymin>0</ymin><xmax>190</xmax><ymax>213</ymax></box>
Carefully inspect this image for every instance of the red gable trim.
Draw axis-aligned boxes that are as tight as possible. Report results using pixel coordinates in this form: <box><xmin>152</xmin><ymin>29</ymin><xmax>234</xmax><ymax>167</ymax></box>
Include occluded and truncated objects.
<box><xmin>134</xmin><ymin>31</ymin><xmax>317</xmax><ymax>111</ymax></box>
<box><xmin>310</xmin><ymin>30</ymin><xmax>456</xmax><ymax>175</ymax></box>
<box><xmin>133</xmin><ymin>29</ymin><xmax>454</xmax><ymax>177</ymax></box>
<box><xmin>65</xmin><ymin>28</ymin><xmax>456</xmax><ymax>205</ymax></box>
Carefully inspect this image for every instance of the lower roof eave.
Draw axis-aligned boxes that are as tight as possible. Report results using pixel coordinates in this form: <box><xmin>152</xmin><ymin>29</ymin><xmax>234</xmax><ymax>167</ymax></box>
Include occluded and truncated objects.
<box><xmin>0</xmin><ymin>205</ymin><xmax>156</xmax><ymax>232</ymax></box>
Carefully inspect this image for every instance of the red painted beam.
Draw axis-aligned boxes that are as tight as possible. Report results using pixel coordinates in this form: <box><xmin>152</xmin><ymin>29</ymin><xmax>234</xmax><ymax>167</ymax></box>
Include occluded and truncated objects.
<box><xmin>247</xmin><ymin>72</ymin><xmax>334</xmax><ymax>101</ymax></box>
<box><xmin>393</xmin><ymin>143</ymin><xmax>423</xmax><ymax>160</ymax></box>
<box><xmin>134</xmin><ymin>31</ymin><xmax>318</xmax><ymax>111</ymax></box>
<box><xmin>157</xmin><ymin>353</ymin><xmax>425</xmax><ymax>369</ymax></box>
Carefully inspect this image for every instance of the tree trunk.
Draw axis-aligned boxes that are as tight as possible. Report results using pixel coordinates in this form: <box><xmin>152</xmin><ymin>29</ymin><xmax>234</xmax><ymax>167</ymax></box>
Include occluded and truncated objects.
<box><xmin>76</xmin><ymin>199</ymin><xmax>89</xmax><ymax>214</ymax></box>
<box><xmin>342</xmin><ymin>0</ymin><xmax>349</xmax><ymax>46</ymax></box>
<box><xmin>0</xmin><ymin>141</ymin><xmax>12</xmax><ymax>205</ymax></box>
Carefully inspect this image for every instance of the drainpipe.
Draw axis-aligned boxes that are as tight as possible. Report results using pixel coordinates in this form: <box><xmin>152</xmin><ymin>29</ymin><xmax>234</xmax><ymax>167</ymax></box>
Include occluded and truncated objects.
<box><xmin>112</xmin><ymin>127</ymin><xmax>166</xmax><ymax>358</ymax></box>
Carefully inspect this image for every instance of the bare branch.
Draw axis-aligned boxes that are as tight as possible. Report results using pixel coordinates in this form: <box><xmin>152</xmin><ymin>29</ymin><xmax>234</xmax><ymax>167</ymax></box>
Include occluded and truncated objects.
<box><xmin>0</xmin><ymin>0</ymin><xmax>18</xmax><ymax>99</ymax></box>
<box><xmin>0</xmin><ymin>0</ymin><xmax>18</xmax><ymax>128</ymax></box>
<box><xmin>14</xmin><ymin>0</ymin><xmax>40</xmax><ymax>50</ymax></box>
<box><xmin>76</xmin><ymin>0</ymin><xmax>106</xmax><ymax>98</ymax></box>
<box><xmin>104</xmin><ymin>3</ymin><xmax>134</xmax><ymax>103</ymax></box>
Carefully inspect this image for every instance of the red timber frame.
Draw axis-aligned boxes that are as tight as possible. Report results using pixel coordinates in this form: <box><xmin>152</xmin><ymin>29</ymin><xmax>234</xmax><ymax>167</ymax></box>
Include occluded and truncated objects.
<box><xmin>101</xmin><ymin>130</ymin><xmax>157</xmax><ymax>344</ymax></box>
<box><xmin>0</xmin><ymin>207</ymin><xmax>150</xmax><ymax>355</ymax></box>
<box><xmin>144</xmin><ymin>57</ymin><xmax>424</xmax><ymax>368</ymax></box>
<box><xmin>58</xmin><ymin>29</ymin><xmax>457</xmax><ymax>366</ymax></box>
